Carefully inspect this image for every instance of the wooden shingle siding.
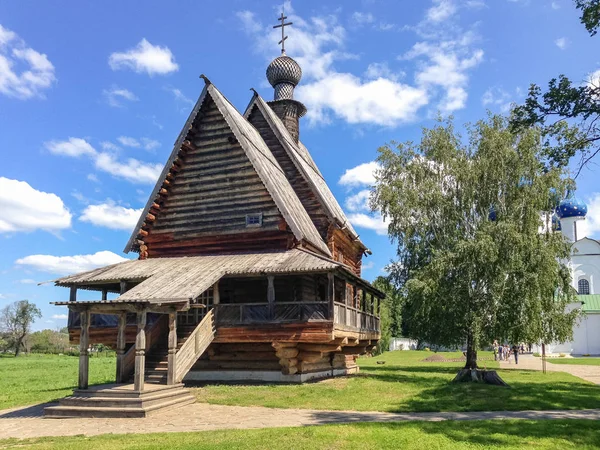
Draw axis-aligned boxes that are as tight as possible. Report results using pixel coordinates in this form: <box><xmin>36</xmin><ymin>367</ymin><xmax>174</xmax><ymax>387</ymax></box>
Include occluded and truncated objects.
<box><xmin>145</xmin><ymin>95</ymin><xmax>288</xmax><ymax>256</ymax></box>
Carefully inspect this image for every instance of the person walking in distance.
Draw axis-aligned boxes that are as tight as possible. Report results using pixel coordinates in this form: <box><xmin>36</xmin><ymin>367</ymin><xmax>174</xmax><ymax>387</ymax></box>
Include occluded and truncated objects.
<box><xmin>493</xmin><ymin>340</ymin><xmax>499</xmax><ymax>361</ymax></box>
<box><xmin>512</xmin><ymin>344</ymin><xmax>519</xmax><ymax>365</ymax></box>
<box><xmin>498</xmin><ymin>344</ymin><xmax>503</xmax><ymax>361</ymax></box>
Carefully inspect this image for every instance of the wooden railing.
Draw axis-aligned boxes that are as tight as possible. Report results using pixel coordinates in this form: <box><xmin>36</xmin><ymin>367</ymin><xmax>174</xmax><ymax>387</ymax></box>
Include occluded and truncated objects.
<box><xmin>333</xmin><ymin>302</ymin><xmax>380</xmax><ymax>333</ymax></box>
<box><xmin>175</xmin><ymin>309</ymin><xmax>215</xmax><ymax>382</ymax></box>
<box><xmin>122</xmin><ymin>315</ymin><xmax>168</xmax><ymax>381</ymax></box>
<box><xmin>214</xmin><ymin>302</ymin><xmax>329</xmax><ymax>326</ymax></box>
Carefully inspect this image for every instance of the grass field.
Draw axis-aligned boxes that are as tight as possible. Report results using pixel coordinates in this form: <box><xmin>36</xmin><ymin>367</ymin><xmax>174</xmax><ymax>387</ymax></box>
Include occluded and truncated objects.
<box><xmin>0</xmin><ymin>354</ymin><xmax>115</xmax><ymax>410</ymax></box>
<box><xmin>548</xmin><ymin>357</ymin><xmax>600</xmax><ymax>366</ymax></box>
<box><xmin>192</xmin><ymin>351</ymin><xmax>600</xmax><ymax>413</ymax></box>
<box><xmin>0</xmin><ymin>420</ymin><xmax>599</xmax><ymax>449</ymax></box>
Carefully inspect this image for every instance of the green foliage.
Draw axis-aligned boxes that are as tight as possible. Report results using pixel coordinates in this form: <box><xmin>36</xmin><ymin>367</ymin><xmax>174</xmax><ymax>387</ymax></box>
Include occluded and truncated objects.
<box><xmin>28</xmin><ymin>329</ymin><xmax>71</xmax><ymax>354</ymax></box>
<box><xmin>372</xmin><ymin>276</ymin><xmax>405</xmax><ymax>354</ymax></box>
<box><xmin>575</xmin><ymin>0</ymin><xmax>600</xmax><ymax>36</ymax></box>
<box><xmin>371</xmin><ymin>115</ymin><xmax>578</xmax><ymax>366</ymax></box>
<box><xmin>0</xmin><ymin>300</ymin><xmax>42</xmax><ymax>356</ymax></box>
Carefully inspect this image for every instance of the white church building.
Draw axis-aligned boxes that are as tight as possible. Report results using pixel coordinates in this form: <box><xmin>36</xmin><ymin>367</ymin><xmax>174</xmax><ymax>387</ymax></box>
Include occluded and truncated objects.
<box><xmin>545</xmin><ymin>194</ymin><xmax>600</xmax><ymax>355</ymax></box>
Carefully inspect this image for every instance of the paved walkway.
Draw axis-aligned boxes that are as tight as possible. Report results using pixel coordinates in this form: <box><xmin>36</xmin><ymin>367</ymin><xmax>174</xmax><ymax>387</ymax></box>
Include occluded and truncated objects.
<box><xmin>500</xmin><ymin>355</ymin><xmax>600</xmax><ymax>384</ymax></box>
<box><xmin>1</xmin><ymin>402</ymin><xmax>599</xmax><ymax>440</ymax></box>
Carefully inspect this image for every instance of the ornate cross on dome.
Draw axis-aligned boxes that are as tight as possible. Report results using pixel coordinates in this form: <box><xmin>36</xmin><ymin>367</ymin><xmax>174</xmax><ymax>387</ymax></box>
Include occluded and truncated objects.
<box><xmin>273</xmin><ymin>12</ymin><xmax>293</xmax><ymax>54</ymax></box>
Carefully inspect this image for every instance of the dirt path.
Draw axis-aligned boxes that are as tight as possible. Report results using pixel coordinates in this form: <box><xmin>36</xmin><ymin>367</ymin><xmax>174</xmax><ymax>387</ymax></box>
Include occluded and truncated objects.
<box><xmin>500</xmin><ymin>355</ymin><xmax>600</xmax><ymax>384</ymax></box>
<box><xmin>1</xmin><ymin>402</ymin><xmax>599</xmax><ymax>440</ymax></box>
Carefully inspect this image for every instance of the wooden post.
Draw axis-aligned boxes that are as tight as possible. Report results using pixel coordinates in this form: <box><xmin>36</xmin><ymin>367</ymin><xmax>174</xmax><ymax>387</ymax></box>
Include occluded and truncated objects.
<box><xmin>115</xmin><ymin>312</ymin><xmax>127</xmax><ymax>383</ymax></box>
<box><xmin>78</xmin><ymin>308</ymin><xmax>90</xmax><ymax>389</ymax></box>
<box><xmin>134</xmin><ymin>308</ymin><xmax>147</xmax><ymax>392</ymax></box>
<box><xmin>120</xmin><ymin>280</ymin><xmax>129</xmax><ymax>295</ymax></box>
<box><xmin>267</xmin><ymin>276</ymin><xmax>275</xmax><ymax>320</ymax></box>
<box><xmin>167</xmin><ymin>311</ymin><xmax>177</xmax><ymax>385</ymax></box>
<box><xmin>101</xmin><ymin>289</ymin><xmax>108</xmax><ymax>301</ymax></box>
<box><xmin>327</xmin><ymin>273</ymin><xmax>334</xmax><ymax>321</ymax></box>
<box><xmin>344</xmin><ymin>283</ymin><xmax>350</xmax><ymax>326</ymax></box>
<box><xmin>213</xmin><ymin>281</ymin><xmax>220</xmax><ymax>324</ymax></box>
<box><xmin>70</xmin><ymin>286</ymin><xmax>77</xmax><ymax>302</ymax></box>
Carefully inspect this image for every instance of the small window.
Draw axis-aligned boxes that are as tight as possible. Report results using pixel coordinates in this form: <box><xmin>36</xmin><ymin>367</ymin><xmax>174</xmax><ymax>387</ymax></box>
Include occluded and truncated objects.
<box><xmin>246</xmin><ymin>213</ymin><xmax>263</xmax><ymax>227</ymax></box>
<box><xmin>578</xmin><ymin>279</ymin><xmax>590</xmax><ymax>295</ymax></box>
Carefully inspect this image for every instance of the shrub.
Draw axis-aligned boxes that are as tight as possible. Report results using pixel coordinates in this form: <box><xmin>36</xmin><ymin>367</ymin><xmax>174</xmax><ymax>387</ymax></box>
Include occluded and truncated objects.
<box><xmin>424</xmin><ymin>347</ymin><xmax>430</xmax><ymax>352</ymax></box>
<box><xmin>559</xmin><ymin>353</ymin><xmax>566</xmax><ymax>357</ymax></box>
<box><xmin>533</xmin><ymin>352</ymin><xmax>541</xmax><ymax>357</ymax></box>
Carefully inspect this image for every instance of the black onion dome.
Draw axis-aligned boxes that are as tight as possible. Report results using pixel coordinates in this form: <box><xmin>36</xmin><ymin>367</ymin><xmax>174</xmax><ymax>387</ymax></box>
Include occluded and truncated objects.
<box><xmin>266</xmin><ymin>55</ymin><xmax>302</xmax><ymax>88</ymax></box>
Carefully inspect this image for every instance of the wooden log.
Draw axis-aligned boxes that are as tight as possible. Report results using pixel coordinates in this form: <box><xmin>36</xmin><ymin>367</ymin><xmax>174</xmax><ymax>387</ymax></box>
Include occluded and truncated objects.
<box><xmin>298</xmin><ymin>344</ymin><xmax>341</xmax><ymax>353</ymax></box>
<box><xmin>193</xmin><ymin>360</ymin><xmax>282</xmax><ymax>371</ymax></box>
<box><xmin>282</xmin><ymin>366</ymin><xmax>298</xmax><ymax>375</ymax></box>
<box><xmin>159</xmin><ymin>188</ymin><xmax>168</xmax><ymax>196</ymax></box>
<box><xmin>297</xmin><ymin>352</ymin><xmax>328</xmax><ymax>363</ymax></box>
<box><xmin>330</xmin><ymin>337</ymin><xmax>348</xmax><ymax>345</ymax></box>
<box><xmin>272</xmin><ymin>342</ymin><xmax>297</xmax><ymax>349</ymax></box>
<box><xmin>278</xmin><ymin>358</ymin><xmax>298</xmax><ymax>368</ymax></box>
<box><xmin>297</xmin><ymin>360</ymin><xmax>332</xmax><ymax>373</ymax></box>
<box><xmin>138</xmin><ymin>229</ymin><xmax>149</xmax><ymax>237</ymax></box>
<box><xmin>152</xmin><ymin>202</ymin><xmax>160</xmax><ymax>210</ymax></box>
<box><xmin>275</xmin><ymin>348</ymin><xmax>299</xmax><ymax>359</ymax></box>
<box><xmin>146</xmin><ymin>213</ymin><xmax>156</xmax><ymax>222</ymax></box>
<box><xmin>217</xmin><ymin>343</ymin><xmax>275</xmax><ymax>353</ymax></box>
<box><xmin>340</xmin><ymin>346</ymin><xmax>367</xmax><ymax>355</ymax></box>
<box><xmin>209</xmin><ymin>351</ymin><xmax>279</xmax><ymax>361</ymax></box>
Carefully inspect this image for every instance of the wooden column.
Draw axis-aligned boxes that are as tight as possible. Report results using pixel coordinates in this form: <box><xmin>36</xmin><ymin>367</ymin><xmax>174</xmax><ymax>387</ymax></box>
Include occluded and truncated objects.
<box><xmin>213</xmin><ymin>281</ymin><xmax>220</xmax><ymax>305</ymax></box>
<box><xmin>133</xmin><ymin>308</ymin><xmax>147</xmax><ymax>392</ymax></box>
<box><xmin>101</xmin><ymin>289</ymin><xmax>108</xmax><ymax>301</ymax></box>
<box><xmin>344</xmin><ymin>283</ymin><xmax>350</xmax><ymax>326</ymax></box>
<box><xmin>167</xmin><ymin>311</ymin><xmax>177</xmax><ymax>385</ymax></box>
<box><xmin>69</xmin><ymin>286</ymin><xmax>77</xmax><ymax>302</ymax></box>
<box><xmin>120</xmin><ymin>280</ymin><xmax>129</xmax><ymax>295</ymax></box>
<box><xmin>267</xmin><ymin>276</ymin><xmax>275</xmax><ymax>320</ymax></box>
<box><xmin>115</xmin><ymin>312</ymin><xmax>127</xmax><ymax>383</ymax></box>
<box><xmin>327</xmin><ymin>273</ymin><xmax>335</xmax><ymax>321</ymax></box>
<box><xmin>78</xmin><ymin>308</ymin><xmax>90</xmax><ymax>389</ymax></box>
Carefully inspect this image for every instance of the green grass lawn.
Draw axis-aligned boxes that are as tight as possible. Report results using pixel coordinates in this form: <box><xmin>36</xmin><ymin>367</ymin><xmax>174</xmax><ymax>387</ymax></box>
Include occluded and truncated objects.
<box><xmin>548</xmin><ymin>357</ymin><xmax>600</xmax><ymax>366</ymax></box>
<box><xmin>192</xmin><ymin>350</ymin><xmax>600</xmax><ymax>413</ymax></box>
<box><xmin>0</xmin><ymin>354</ymin><xmax>115</xmax><ymax>410</ymax></box>
<box><xmin>0</xmin><ymin>420</ymin><xmax>599</xmax><ymax>449</ymax></box>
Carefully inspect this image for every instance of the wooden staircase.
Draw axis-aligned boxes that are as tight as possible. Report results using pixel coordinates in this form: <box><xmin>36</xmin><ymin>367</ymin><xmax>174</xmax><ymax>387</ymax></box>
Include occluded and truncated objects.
<box><xmin>44</xmin><ymin>383</ymin><xmax>195</xmax><ymax>418</ymax></box>
<box><xmin>44</xmin><ymin>311</ymin><xmax>215</xmax><ymax>419</ymax></box>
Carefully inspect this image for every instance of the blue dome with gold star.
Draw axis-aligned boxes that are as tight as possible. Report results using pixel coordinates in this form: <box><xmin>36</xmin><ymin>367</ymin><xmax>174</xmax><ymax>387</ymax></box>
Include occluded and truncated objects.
<box><xmin>556</xmin><ymin>193</ymin><xmax>587</xmax><ymax>219</ymax></box>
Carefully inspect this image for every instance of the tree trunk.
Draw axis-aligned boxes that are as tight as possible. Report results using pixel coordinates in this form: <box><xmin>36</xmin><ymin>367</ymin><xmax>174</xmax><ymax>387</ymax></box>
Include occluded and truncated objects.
<box><xmin>14</xmin><ymin>334</ymin><xmax>25</xmax><ymax>357</ymax></box>
<box><xmin>464</xmin><ymin>334</ymin><xmax>478</xmax><ymax>369</ymax></box>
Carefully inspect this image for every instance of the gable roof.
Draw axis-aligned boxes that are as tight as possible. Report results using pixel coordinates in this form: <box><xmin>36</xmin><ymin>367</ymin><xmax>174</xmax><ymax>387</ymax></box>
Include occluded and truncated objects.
<box><xmin>578</xmin><ymin>295</ymin><xmax>600</xmax><ymax>312</ymax></box>
<box><xmin>244</xmin><ymin>93</ymin><xmax>366</xmax><ymax>251</ymax></box>
<box><xmin>125</xmin><ymin>78</ymin><xmax>330</xmax><ymax>257</ymax></box>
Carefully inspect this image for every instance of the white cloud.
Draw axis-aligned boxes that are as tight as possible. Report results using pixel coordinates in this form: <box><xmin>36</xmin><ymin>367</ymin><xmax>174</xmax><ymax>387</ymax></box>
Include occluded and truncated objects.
<box><xmin>141</xmin><ymin>138</ymin><xmax>160</xmax><ymax>151</ymax></box>
<box><xmin>555</xmin><ymin>37</ymin><xmax>568</xmax><ymax>50</ymax></box>
<box><xmin>17</xmin><ymin>279</ymin><xmax>36</xmax><ymax>284</ymax></box>
<box><xmin>109</xmin><ymin>39</ymin><xmax>178</xmax><ymax>75</ymax></box>
<box><xmin>551</xmin><ymin>1</ymin><xmax>560</xmax><ymax>9</ymax></box>
<box><xmin>117</xmin><ymin>136</ymin><xmax>141</xmax><ymax>148</ymax></box>
<box><xmin>364</xmin><ymin>62</ymin><xmax>402</xmax><ymax>81</ymax></box>
<box><xmin>580</xmin><ymin>193</ymin><xmax>600</xmax><ymax>239</ymax></box>
<box><xmin>103</xmin><ymin>86</ymin><xmax>138</xmax><ymax>107</ymax></box>
<box><xmin>403</xmin><ymin>35</ymin><xmax>484</xmax><ymax>112</ymax></box>
<box><xmin>87</xmin><ymin>173</ymin><xmax>99</xmax><ymax>183</ymax></box>
<box><xmin>45</xmin><ymin>138</ymin><xmax>161</xmax><ymax>184</ymax></box>
<box><xmin>16</xmin><ymin>251</ymin><xmax>129</xmax><ymax>275</ymax></box>
<box><xmin>347</xmin><ymin>212</ymin><xmax>389</xmax><ymax>235</ymax></box>
<box><xmin>352</xmin><ymin>12</ymin><xmax>375</xmax><ymax>25</ymax></box>
<box><xmin>45</xmin><ymin>137</ymin><xmax>96</xmax><ymax>158</ymax></box>
<box><xmin>339</xmin><ymin>162</ymin><xmax>380</xmax><ymax>187</ymax></box>
<box><xmin>94</xmin><ymin>152</ymin><xmax>162</xmax><ymax>184</ymax></box>
<box><xmin>0</xmin><ymin>24</ymin><xmax>56</xmax><ymax>99</ymax></box>
<box><xmin>165</xmin><ymin>86</ymin><xmax>194</xmax><ymax>107</ymax></box>
<box><xmin>0</xmin><ymin>294</ymin><xmax>6</xmax><ymax>299</ymax></box>
<box><xmin>0</xmin><ymin>177</ymin><xmax>71</xmax><ymax>234</ymax></box>
<box><xmin>52</xmin><ymin>314</ymin><xmax>68</xmax><ymax>320</ymax></box>
<box><xmin>426</xmin><ymin>0</ymin><xmax>457</xmax><ymax>23</ymax></box>
<box><xmin>482</xmin><ymin>86</ymin><xmax>513</xmax><ymax>112</ymax></box>
<box><xmin>100</xmin><ymin>141</ymin><xmax>120</xmax><ymax>151</ymax></box>
<box><xmin>345</xmin><ymin>189</ymin><xmax>371</xmax><ymax>212</ymax></box>
<box><xmin>80</xmin><ymin>200</ymin><xmax>142</xmax><ymax>231</ymax></box>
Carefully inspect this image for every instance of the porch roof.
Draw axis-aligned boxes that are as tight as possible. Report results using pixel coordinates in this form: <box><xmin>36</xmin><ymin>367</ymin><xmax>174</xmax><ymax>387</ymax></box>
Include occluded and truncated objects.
<box><xmin>51</xmin><ymin>249</ymin><xmax>383</xmax><ymax>306</ymax></box>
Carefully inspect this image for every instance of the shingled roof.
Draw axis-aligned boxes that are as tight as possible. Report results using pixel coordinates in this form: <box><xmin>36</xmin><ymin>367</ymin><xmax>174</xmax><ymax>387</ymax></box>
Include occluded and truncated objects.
<box><xmin>124</xmin><ymin>78</ymin><xmax>331</xmax><ymax>257</ymax></box>
<box><xmin>244</xmin><ymin>92</ymin><xmax>366</xmax><ymax>251</ymax></box>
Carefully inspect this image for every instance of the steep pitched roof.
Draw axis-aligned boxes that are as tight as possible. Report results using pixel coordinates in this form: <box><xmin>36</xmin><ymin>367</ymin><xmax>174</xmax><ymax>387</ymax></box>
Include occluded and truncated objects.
<box><xmin>125</xmin><ymin>79</ymin><xmax>330</xmax><ymax>257</ymax></box>
<box><xmin>244</xmin><ymin>93</ymin><xmax>366</xmax><ymax>251</ymax></box>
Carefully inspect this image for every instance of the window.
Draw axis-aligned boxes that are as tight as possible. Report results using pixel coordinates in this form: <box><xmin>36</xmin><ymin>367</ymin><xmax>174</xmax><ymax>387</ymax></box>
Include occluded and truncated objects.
<box><xmin>245</xmin><ymin>213</ymin><xmax>263</xmax><ymax>227</ymax></box>
<box><xmin>578</xmin><ymin>279</ymin><xmax>590</xmax><ymax>295</ymax></box>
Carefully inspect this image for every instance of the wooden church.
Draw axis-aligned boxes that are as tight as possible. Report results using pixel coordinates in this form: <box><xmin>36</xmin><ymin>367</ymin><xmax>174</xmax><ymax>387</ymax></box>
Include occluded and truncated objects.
<box><xmin>45</xmin><ymin>19</ymin><xmax>383</xmax><ymax>417</ymax></box>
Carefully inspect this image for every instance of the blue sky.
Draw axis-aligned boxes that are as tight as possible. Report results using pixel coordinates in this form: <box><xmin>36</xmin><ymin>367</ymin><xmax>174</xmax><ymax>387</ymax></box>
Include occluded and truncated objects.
<box><xmin>1</xmin><ymin>0</ymin><xmax>599</xmax><ymax>330</ymax></box>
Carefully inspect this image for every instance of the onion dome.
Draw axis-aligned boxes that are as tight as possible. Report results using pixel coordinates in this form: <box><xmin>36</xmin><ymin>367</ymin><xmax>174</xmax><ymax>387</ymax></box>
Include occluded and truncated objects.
<box><xmin>556</xmin><ymin>192</ymin><xmax>588</xmax><ymax>219</ymax></box>
<box><xmin>266</xmin><ymin>54</ymin><xmax>302</xmax><ymax>101</ymax></box>
<box><xmin>552</xmin><ymin>214</ymin><xmax>562</xmax><ymax>231</ymax></box>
